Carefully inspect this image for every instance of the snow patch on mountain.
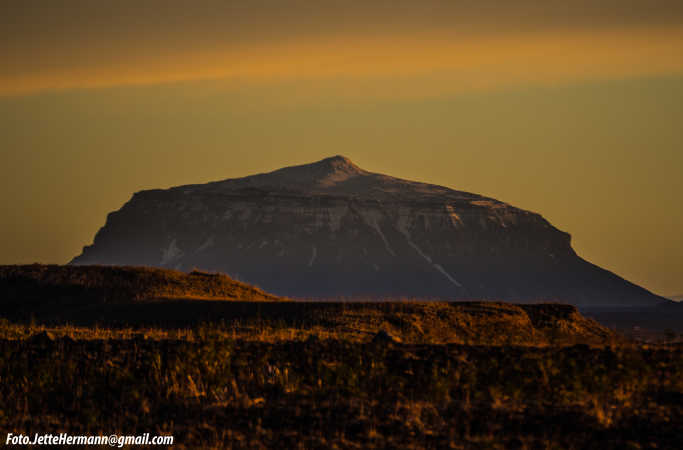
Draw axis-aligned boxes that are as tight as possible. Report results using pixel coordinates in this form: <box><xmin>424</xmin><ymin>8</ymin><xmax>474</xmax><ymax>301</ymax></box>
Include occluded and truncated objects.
<box><xmin>407</xmin><ymin>239</ymin><xmax>463</xmax><ymax>288</ymax></box>
<box><xmin>161</xmin><ymin>239</ymin><xmax>183</xmax><ymax>265</ymax></box>
<box><xmin>327</xmin><ymin>205</ymin><xmax>349</xmax><ymax>232</ymax></box>
<box><xmin>407</xmin><ymin>240</ymin><xmax>431</xmax><ymax>264</ymax></box>
<box><xmin>197</xmin><ymin>236</ymin><xmax>215</xmax><ymax>252</ymax></box>
<box><xmin>434</xmin><ymin>264</ymin><xmax>463</xmax><ymax>287</ymax></box>
<box><xmin>357</xmin><ymin>207</ymin><xmax>396</xmax><ymax>256</ymax></box>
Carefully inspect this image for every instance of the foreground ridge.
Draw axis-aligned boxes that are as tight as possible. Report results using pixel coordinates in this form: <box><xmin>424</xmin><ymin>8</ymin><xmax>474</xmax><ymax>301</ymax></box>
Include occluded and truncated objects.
<box><xmin>1</xmin><ymin>264</ymin><xmax>614</xmax><ymax>345</ymax></box>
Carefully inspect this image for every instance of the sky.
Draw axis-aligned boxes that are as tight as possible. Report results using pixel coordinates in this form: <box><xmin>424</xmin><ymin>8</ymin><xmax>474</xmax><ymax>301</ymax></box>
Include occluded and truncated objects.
<box><xmin>1</xmin><ymin>1</ymin><xmax>682</xmax><ymax>296</ymax></box>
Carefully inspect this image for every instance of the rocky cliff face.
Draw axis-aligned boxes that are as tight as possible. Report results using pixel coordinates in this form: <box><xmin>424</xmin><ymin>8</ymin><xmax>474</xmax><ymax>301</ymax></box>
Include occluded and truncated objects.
<box><xmin>71</xmin><ymin>156</ymin><xmax>664</xmax><ymax>306</ymax></box>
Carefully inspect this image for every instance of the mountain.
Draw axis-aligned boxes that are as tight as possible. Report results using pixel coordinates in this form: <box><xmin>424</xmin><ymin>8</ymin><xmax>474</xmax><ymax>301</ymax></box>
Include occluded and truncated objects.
<box><xmin>71</xmin><ymin>155</ymin><xmax>666</xmax><ymax>306</ymax></box>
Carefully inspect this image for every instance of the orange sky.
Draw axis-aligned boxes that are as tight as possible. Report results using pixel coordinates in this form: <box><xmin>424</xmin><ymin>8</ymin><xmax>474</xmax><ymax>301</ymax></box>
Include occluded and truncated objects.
<box><xmin>2</xmin><ymin>27</ymin><xmax>683</xmax><ymax>96</ymax></box>
<box><xmin>1</xmin><ymin>1</ymin><xmax>682</xmax><ymax>296</ymax></box>
<box><xmin>3</xmin><ymin>2</ymin><xmax>683</xmax><ymax>96</ymax></box>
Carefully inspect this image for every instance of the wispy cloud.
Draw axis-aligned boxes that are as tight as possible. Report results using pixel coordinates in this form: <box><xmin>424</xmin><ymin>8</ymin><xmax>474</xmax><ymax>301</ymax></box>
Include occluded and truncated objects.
<box><xmin>2</xmin><ymin>28</ymin><xmax>683</xmax><ymax>97</ymax></box>
<box><xmin>2</xmin><ymin>2</ymin><xmax>683</xmax><ymax>95</ymax></box>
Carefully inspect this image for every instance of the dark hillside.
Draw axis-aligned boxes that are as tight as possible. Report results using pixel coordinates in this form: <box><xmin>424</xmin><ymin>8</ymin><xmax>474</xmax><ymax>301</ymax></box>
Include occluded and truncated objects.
<box><xmin>0</xmin><ymin>264</ymin><xmax>281</xmax><ymax>321</ymax></box>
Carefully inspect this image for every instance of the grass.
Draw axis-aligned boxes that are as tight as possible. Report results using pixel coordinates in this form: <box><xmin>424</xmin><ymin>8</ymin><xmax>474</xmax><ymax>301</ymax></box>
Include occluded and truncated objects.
<box><xmin>1</xmin><ymin>326</ymin><xmax>681</xmax><ymax>449</ymax></box>
<box><xmin>0</xmin><ymin>300</ymin><xmax>616</xmax><ymax>346</ymax></box>
<box><xmin>1</xmin><ymin>264</ymin><xmax>680</xmax><ymax>448</ymax></box>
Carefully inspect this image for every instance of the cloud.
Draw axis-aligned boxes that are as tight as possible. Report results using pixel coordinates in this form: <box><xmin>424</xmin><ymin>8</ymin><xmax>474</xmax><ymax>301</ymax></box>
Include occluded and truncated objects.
<box><xmin>2</xmin><ymin>26</ymin><xmax>683</xmax><ymax>97</ymax></box>
<box><xmin>2</xmin><ymin>1</ymin><xmax>683</xmax><ymax>95</ymax></box>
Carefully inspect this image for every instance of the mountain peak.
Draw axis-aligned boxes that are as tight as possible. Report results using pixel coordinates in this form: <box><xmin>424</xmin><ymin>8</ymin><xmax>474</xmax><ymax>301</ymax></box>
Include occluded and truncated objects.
<box><xmin>291</xmin><ymin>155</ymin><xmax>362</xmax><ymax>175</ymax></box>
<box><xmin>204</xmin><ymin>155</ymin><xmax>367</xmax><ymax>193</ymax></box>
<box><xmin>302</xmin><ymin>155</ymin><xmax>364</xmax><ymax>186</ymax></box>
<box><xmin>318</xmin><ymin>155</ymin><xmax>359</xmax><ymax>170</ymax></box>
<box><xmin>194</xmin><ymin>155</ymin><xmax>474</xmax><ymax>201</ymax></box>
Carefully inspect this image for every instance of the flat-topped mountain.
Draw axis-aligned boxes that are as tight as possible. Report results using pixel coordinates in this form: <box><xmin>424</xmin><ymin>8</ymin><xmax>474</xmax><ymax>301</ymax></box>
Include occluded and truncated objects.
<box><xmin>71</xmin><ymin>156</ymin><xmax>666</xmax><ymax>306</ymax></box>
